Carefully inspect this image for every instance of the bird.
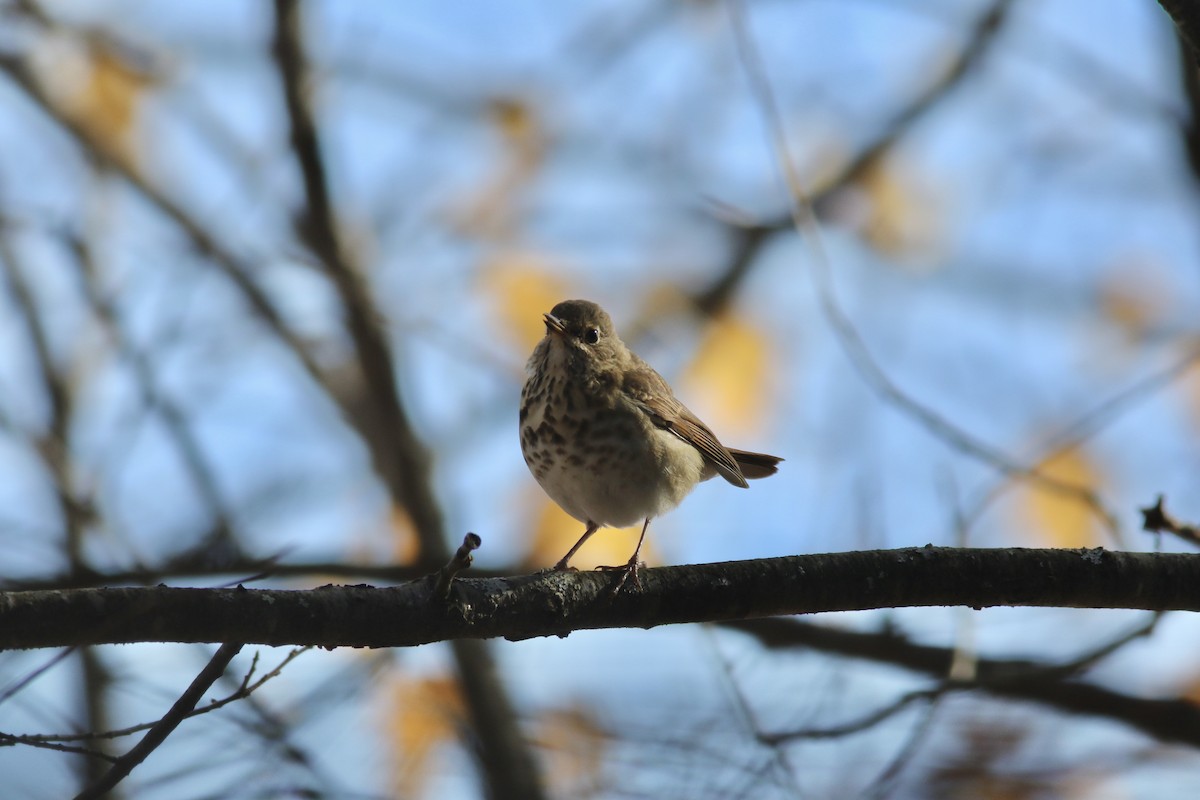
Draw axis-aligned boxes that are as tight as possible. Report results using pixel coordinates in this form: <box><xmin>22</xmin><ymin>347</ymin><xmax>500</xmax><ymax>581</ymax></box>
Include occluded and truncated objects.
<box><xmin>519</xmin><ymin>299</ymin><xmax>782</xmax><ymax>590</ymax></box>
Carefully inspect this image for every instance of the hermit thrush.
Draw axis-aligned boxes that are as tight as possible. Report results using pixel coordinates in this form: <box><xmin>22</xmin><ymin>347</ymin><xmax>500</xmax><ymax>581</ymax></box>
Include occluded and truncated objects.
<box><xmin>520</xmin><ymin>299</ymin><xmax>782</xmax><ymax>590</ymax></box>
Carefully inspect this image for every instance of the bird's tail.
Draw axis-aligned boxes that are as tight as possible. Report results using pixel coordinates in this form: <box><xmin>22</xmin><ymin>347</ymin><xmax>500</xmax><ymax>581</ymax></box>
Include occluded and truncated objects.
<box><xmin>728</xmin><ymin>449</ymin><xmax>783</xmax><ymax>480</ymax></box>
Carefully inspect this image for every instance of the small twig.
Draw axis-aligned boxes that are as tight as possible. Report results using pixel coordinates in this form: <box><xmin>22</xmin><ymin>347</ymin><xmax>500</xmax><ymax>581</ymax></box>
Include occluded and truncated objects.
<box><xmin>73</xmin><ymin>643</ymin><xmax>244</xmax><ymax>800</ymax></box>
<box><xmin>2</xmin><ymin>647</ymin><xmax>307</xmax><ymax>747</ymax></box>
<box><xmin>1141</xmin><ymin>495</ymin><xmax>1200</xmax><ymax>547</ymax></box>
<box><xmin>0</xmin><ymin>733</ymin><xmax>116</xmax><ymax>761</ymax></box>
<box><xmin>762</xmin><ymin>689</ymin><xmax>938</xmax><ymax>745</ymax></box>
<box><xmin>0</xmin><ymin>647</ymin><xmax>77</xmax><ymax>707</ymax></box>
<box><xmin>725</xmin><ymin>0</ymin><xmax>1118</xmax><ymax>538</ymax></box>
<box><xmin>860</xmin><ymin>692</ymin><xmax>943</xmax><ymax>800</ymax></box>
<box><xmin>435</xmin><ymin>533</ymin><xmax>482</xmax><ymax>599</ymax></box>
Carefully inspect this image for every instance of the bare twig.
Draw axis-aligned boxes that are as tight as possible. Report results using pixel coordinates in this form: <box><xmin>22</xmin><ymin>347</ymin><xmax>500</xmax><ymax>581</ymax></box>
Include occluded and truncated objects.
<box><xmin>861</xmin><ymin>692</ymin><xmax>943</xmax><ymax>800</ymax></box>
<box><xmin>1</xmin><ymin>557</ymin><xmax>513</xmax><ymax>592</ymax></box>
<box><xmin>61</xmin><ymin>230</ymin><xmax>241</xmax><ymax>561</ymax></box>
<box><xmin>0</xmin><ymin>647</ymin><xmax>76</xmax><ymax>707</ymax></box>
<box><xmin>435</xmin><ymin>533</ymin><xmax>482</xmax><ymax>599</ymax></box>
<box><xmin>270</xmin><ymin>0</ymin><xmax>445</xmax><ymax>551</ymax></box>
<box><xmin>1141</xmin><ymin>495</ymin><xmax>1200</xmax><ymax>548</ymax></box>
<box><xmin>0</xmin><ymin>54</ymin><xmax>324</xmax><ymax>387</ymax></box>
<box><xmin>73</xmin><ymin>642</ymin><xmax>244</xmax><ymax>800</ymax></box>
<box><xmin>725</xmin><ymin>614</ymin><xmax>1199</xmax><ymax>748</ymax></box>
<box><xmin>761</xmin><ymin>690</ymin><xmax>937</xmax><ymax>746</ymax></box>
<box><xmin>699</xmin><ymin>0</ymin><xmax>1016</xmax><ymax>319</ymax></box>
<box><xmin>3</xmin><ymin>647</ymin><xmax>306</xmax><ymax>748</ymax></box>
<box><xmin>269</xmin><ymin>6</ymin><xmax>546</xmax><ymax>799</ymax></box>
<box><xmin>0</xmin><ymin>224</ymin><xmax>116</xmax><ymax>783</ymax></box>
<box><xmin>963</xmin><ymin>342</ymin><xmax>1200</xmax><ymax>533</ymax></box>
<box><xmin>725</xmin><ymin>0</ymin><xmax>1118</xmax><ymax>537</ymax></box>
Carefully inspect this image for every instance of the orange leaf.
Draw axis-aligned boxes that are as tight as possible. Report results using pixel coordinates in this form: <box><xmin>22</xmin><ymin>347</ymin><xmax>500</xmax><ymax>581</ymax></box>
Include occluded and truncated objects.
<box><xmin>381</xmin><ymin>674</ymin><xmax>465</xmax><ymax>799</ymax></box>
<box><xmin>681</xmin><ymin>312</ymin><xmax>771</xmax><ymax>436</ymax></box>
<box><xmin>34</xmin><ymin>34</ymin><xmax>156</xmax><ymax>163</ymax></box>
<box><xmin>481</xmin><ymin>256</ymin><xmax>572</xmax><ymax>352</ymax></box>
<box><xmin>1016</xmin><ymin>448</ymin><xmax>1106</xmax><ymax>548</ymax></box>
<box><xmin>533</xmin><ymin>704</ymin><xmax>609</xmax><ymax>797</ymax></box>
<box><xmin>522</xmin><ymin>497</ymin><xmax>655</xmax><ymax>571</ymax></box>
<box><xmin>1098</xmin><ymin>259</ymin><xmax>1171</xmax><ymax>344</ymax></box>
<box><xmin>857</xmin><ymin>158</ymin><xmax>944</xmax><ymax>264</ymax></box>
<box><xmin>390</xmin><ymin>505</ymin><xmax>420</xmax><ymax>565</ymax></box>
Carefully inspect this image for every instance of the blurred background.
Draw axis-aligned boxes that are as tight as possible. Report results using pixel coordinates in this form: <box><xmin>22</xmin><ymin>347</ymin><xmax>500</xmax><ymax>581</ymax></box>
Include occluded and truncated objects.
<box><xmin>1</xmin><ymin>0</ymin><xmax>1200</xmax><ymax>797</ymax></box>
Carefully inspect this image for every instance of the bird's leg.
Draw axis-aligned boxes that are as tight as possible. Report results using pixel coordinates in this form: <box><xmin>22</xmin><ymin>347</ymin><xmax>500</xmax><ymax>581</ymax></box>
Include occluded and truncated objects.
<box><xmin>597</xmin><ymin>517</ymin><xmax>650</xmax><ymax>593</ymax></box>
<box><xmin>554</xmin><ymin>521</ymin><xmax>600</xmax><ymax>571</ymax></box>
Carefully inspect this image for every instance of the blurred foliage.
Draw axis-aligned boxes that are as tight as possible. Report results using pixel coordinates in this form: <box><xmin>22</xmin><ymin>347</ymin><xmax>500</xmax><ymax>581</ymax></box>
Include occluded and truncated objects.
<box><xmin>1</xmin><ymin>0</ymin><xmax>1199</xmax><ymax>798</ymax></box>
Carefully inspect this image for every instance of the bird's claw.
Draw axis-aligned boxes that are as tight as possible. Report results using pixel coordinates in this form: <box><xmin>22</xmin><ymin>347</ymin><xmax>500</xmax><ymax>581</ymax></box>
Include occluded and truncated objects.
<box><xmin>596</xmin><ymin>559</ymin><xmax>643</xmax><ymax>594</ymax></box>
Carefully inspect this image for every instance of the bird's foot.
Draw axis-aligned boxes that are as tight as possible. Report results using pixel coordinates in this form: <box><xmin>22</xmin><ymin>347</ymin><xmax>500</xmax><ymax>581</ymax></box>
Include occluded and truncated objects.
<box><xmin>596</xmin><ymin>558</ymin><xmax>643</xmax><ymax>594</ymax></box>
<box><xmin>552</xmin><ymin>559</ymin><xmax>579</xmax><ymax>573</ymax></box>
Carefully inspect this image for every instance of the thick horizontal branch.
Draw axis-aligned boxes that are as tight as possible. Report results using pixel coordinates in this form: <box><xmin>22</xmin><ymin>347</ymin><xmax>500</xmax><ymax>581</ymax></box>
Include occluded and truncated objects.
<box><xmin>1</xmin><ymin>547</ymin><xmax>1198</xmax><ymax>650</ymax></box>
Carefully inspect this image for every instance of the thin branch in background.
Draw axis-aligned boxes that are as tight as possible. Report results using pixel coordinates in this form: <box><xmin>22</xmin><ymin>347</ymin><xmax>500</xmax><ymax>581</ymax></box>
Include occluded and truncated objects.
<box><xmin>724</xmin><ymin>0</ymin><xmax>1119</xmax><ymax>537</ymax></box>
<box><xmin>273</xmin><ymin>6</ymin><xmax>552</xmax><ymax>800</ymax></box>
<box><xmin>0</xmin><ymin>52</ymin><xmax>326</xmax><ymax>388</ymax></box>
<box><xmin>724</xmin><ymin>615</ymin><xmax>1197</xmax><ymax>749</ymax></box>
<box><xmin>61</xmin><ymin>229</ymin><xmax>243</xmax><ymax>561</ymax></box>
<box><xmin>761</xmin><ymin>690</ymin><xmax>937</xmax><ymax>746</ymax></box>
<box><xmin>701</xmin><ymin>0</ymin><xmax>1018</xmax><ymax>321</ymax></box>
<box><xmin>271</xmin><ymin>0</ymin><xmax>446</xmax><ymax>555</ymax></box>
<box><xmin>1141</xmin><ymin>495</ymin><xmax>1200</xmax><ymax>548</ymax></box>
<box><xmin>962</xmin><ymin>341</ymin><xmax>1200</xmax><ymax>535</ymax></box>
<box><xmin>269</xmin><ymin>5</ymin><xmax>547</xmax><ymax>800</ymax></box>
<box><xmin>0</xmin><ymin>244</ymin><xmax>92</xmax><ymax>555</ymax></box>
<box><xmin>0</xmin><ymin>734</ymin><xmax>117</xmax><ymax>762</ymax></box>
<box><xmin>0</xmin><ymin>647</ymin><xmax>77</xmax><ymax>707</ymax></box>
<box><xmin>73</xmin><ymin>642</ymin><xmax>244</xmax><ymax>800</ymax></box>
<box><xmin>0</xmin><ymin>557</ymin><xmax>512</xmax><ymax>592</ymax></box>
<box><xmin>860</xmin><ymin>693</ymin><xmax>943</xmax><ymax>800</ymax></box>
<box><xmin>2</xmin><ymin>647</ymin><xmax>308</xmax><ymax>747</ymax></box>
<box><xmin>0</xmin><ymin>230</ymin><xmax>117</xmax><ymax>785</ymax></box>
<box><xmin>703</xmin><ymin>629</ymin><xmax>803</xmax><ymax>796</ymax></box>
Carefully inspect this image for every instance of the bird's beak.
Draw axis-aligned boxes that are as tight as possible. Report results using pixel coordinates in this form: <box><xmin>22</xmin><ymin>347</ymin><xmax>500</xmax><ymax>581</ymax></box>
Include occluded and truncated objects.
<box><xmin>543</xmin><ymin>313</ymin><xmax>567</xmax><ymax>336</ymax></box>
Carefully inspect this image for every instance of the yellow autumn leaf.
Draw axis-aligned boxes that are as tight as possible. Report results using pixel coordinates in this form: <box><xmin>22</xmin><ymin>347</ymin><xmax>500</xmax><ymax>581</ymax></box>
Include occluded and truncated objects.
<box><xmin>390</xmin><ymin>504</ymin><xmax>421</xmax><ymax>565</ymax></box>
<box><xmin>1098</xmin><ymin>260</ymin><xmax>1170</xmax><ymax>344</ymax></box>
<box><xmin>1182</xmin><ymin>674</ymin><xmax>1200</xmax><ymax>707</ymax></box>
<box><xmin>858</xmin><ymin>157</ymin><xmax>944</xmax><ymax>264</ymax></box>
<box><xmin>1017</xmin><ymin>448</ymin><xmax>1106</xmax><ymax>548</ymax></box>
<box><xmin>481</xmin><ymin>256</ymin><xmax>572</xmax><ymax>351</ymax></box>
<box><xmin>33</xmin><ymin>34</ymin><xmax>156</xmax><ymax>164</ymax></box>
<box><xmin>447</xmin><ymin>97</ymin><xmax>545</xmax><ymax>239</ymax></box>
<box><xmin>489</xmin><ymin>97</ymin><xmax>540</xmax><ymax>160</ymax></box>
<box><xmin>532</xmin><ymin>704</ymin><xmax>609</xmax><ymax>798</ymax></box>
<box><xmin>382</xmin><ymin>674</ymin><xmax>465</xmax><ymax>799</ymax></box>
<box><xmin>680</xmin><ymin>311</ymin><xmax>771</xmax><ymax>436</ymax></box>
<box><xmin>522</xmin><ymin>497</ymin><xmax>655</xmax><ymax>571</ymax></box>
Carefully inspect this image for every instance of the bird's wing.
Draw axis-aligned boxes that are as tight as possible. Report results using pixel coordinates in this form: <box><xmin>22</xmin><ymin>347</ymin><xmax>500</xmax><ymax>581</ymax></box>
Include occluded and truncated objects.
<box><xmin>622</xmin><ymin>362</ymin><xmax>749</xmax><ymax>488</ymax></box>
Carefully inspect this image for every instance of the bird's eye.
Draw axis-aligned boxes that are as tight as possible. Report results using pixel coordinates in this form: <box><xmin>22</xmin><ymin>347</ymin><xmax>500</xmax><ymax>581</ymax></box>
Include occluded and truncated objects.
<box><xmin>582</xmin><ymin>327</ymin><xmax>601</xmax><ymax>345</ymax></box>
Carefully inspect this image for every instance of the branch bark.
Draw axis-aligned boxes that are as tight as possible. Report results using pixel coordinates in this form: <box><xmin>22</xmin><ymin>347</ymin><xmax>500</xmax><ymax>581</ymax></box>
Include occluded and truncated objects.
<box><xmin>1160</xmin><ymin>0</ymin><xmax>1200</xmax><ymax>63</ymax></box>
<box><xmin>3</xmin><ymin>548</ymin><xmax>1198</xmax><ymax>651</ymax></box>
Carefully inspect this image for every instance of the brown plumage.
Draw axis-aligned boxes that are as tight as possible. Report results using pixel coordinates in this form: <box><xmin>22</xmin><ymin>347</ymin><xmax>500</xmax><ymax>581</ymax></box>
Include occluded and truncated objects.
<box><xmin>520</xmin><ymin>299</ymin><xmax>782</xmax><ymax>590</ymax></box>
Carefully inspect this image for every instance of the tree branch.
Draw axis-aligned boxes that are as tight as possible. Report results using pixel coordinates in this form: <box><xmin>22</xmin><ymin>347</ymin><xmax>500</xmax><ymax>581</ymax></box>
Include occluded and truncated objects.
<box><xmin>74</xmin><ymin>643</ymin><xmax>243</xmax><ymax>800</ymax></box>
<box><xmin>1160</xmin><ymin>0</ymin><xmax>1200</xmax><ymax>64</ymax></box>
<box><xmin>724</xmin><ymin>615</ymin><xmax>1200</xmax><ymax>749</ymax></box>
<box><xmin>2</xmin><ymin>548</ymin><xmax>1198</xmax><ymax>651</ymax></box>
